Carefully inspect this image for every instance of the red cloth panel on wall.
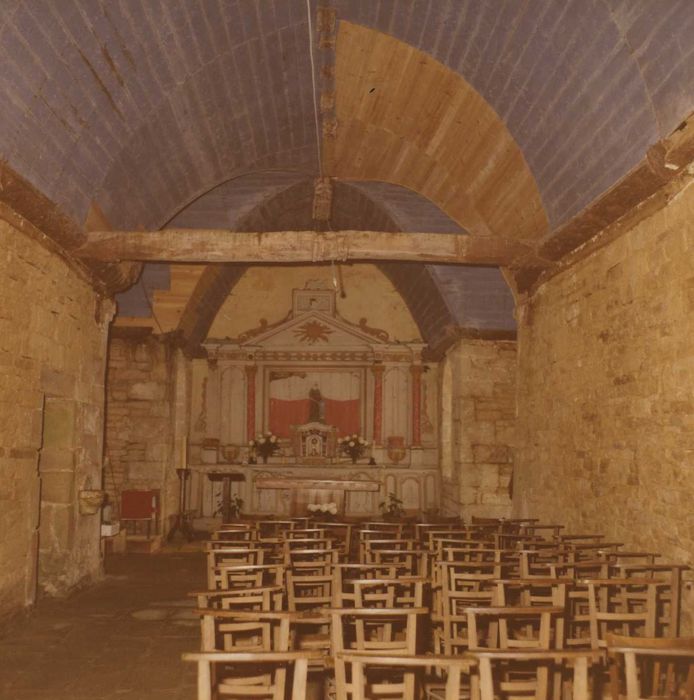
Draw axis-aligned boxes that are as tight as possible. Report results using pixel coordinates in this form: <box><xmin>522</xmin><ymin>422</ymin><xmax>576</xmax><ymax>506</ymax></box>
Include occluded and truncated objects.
<box><xmin>269</xmin><ymin>398</ymin><xmax>360</xmax><ymax>438</ymax></box>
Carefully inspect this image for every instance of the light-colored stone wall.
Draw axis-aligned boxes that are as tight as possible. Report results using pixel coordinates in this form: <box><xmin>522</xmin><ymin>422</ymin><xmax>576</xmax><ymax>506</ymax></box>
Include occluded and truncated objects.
<box><xmin>440</xmin><ymin>339</ymin><xmax>516</xmax><ymax>519</ymax></box>
<box><xmin>104</xmin><ymin>336</ymin><xmax>184</xmax><ymax>533</ymax></box>
<box><xmin>0</xmin><ymin>220</ymin><xmax>110</xmax><ymax>617</ymax></box>
<box><xmin>514</xmin><ymin>182</ymin><xmax>694</xmax><ymax>629</ymax></box>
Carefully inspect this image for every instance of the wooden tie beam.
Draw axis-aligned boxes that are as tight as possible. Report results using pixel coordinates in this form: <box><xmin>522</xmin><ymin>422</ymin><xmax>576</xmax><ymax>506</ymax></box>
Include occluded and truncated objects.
<box><xmin>73</xmin><ymin>229</ymin><xmax>546</xmax><ymax>268</ymax></box>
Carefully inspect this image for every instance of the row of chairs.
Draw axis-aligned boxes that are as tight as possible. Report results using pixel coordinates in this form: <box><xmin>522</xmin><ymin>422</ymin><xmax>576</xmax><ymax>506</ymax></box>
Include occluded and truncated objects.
<box><xmin>183</xmin><ymin>516</ymin><xmax>693</xmax><ymax>700</ymax></box>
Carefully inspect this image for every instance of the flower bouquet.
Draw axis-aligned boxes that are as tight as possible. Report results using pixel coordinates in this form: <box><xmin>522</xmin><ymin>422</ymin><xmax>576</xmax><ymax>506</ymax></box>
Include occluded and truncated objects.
<box><xmin>307</xmin><ymin>502</ymin><xmax>338</xmax><ymax>519</ymax></box>
<box><xmin>249</xmin><ymin>432</ymin><xmax>280</xmax><ymax>463</ymax></box>
<box><xmin>338</xmin><ymin>434</ymin><xmax>369</xmax><ymax>464</ymax></box>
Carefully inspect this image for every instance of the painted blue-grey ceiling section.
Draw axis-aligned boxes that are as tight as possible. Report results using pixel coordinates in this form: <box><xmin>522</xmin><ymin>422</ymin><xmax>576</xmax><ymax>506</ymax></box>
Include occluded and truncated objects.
<box><xmin>429</xmin><ymin>266</ymin><xmax>517</xmax><ymax>332</ymax></box>
<box><xmin>115</xmin><ymin>263</ymin><xmax>170</xmax><ymax>318</ymax></box>
<box><xmin>167</xmin><ymin>171</ymin><xmax>307</xmax><ymax>228</ymax></box>
<box><xmin>0</xmin><ymin>0</ymin><xmax>317</xmax><ymax>230</ymax></box>
<box><xmin>348</xmin><ymin>181</ymin><xmax>466</xmax><ymax>234</ymax></box>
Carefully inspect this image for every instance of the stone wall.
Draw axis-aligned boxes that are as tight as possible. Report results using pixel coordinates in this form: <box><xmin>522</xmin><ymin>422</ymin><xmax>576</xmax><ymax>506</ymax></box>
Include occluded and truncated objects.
<box><xmin>104</xmin><ymin>336</ymin><xmax>184</xmax><ymax>533</ymax></box>
<box><xmin>0</xmin><ymin>219</ymin><xmax>110</xmax><ymax>618</ymax></box>
<box><xmin>440</xmin><ymin>339</ymin><xmax>516</xmax><ymax>519</ymax></box>
<box><xmin>514</xmin><ymin>183</ymin><xmax>694</xmax><ymax>629</ymax></box>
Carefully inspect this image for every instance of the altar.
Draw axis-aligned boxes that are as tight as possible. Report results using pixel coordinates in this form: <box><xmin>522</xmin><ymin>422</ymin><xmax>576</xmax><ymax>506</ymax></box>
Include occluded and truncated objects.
<box><xmin>186</xmin><ymin>284</ymin><xmax>440</xmax><ymax>521</ymax></box>
<box><xmin>188</xmin><ymin>462</ymin><xmax>440</xmax><ymax>520</ymax></box>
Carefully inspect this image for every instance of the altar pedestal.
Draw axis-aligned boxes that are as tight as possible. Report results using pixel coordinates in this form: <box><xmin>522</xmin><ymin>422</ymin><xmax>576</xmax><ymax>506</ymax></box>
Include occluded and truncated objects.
<box><xmin>255</xmin><ymin>477</ymin><xmax>379</xmax><ymax>517</ymax></box>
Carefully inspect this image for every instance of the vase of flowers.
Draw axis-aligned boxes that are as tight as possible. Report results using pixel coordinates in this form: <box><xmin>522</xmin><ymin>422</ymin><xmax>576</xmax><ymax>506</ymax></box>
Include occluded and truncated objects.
<box><xmin>249</xmin><ymin>432</ymin><xmax>280</xmax><ymax>464</ymax></box>
<box><xmin>307</xmin><ymin>502</ymin><xmax>338</xmax><ymax>519</ymax></box>
<box><xmin>338</xmin><ymin>434</ymin><xmax>368</xmax><ymax>464</ymax></box>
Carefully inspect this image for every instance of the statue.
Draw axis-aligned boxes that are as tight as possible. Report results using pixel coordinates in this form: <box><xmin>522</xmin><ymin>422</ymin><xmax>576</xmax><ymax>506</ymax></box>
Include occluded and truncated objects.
<box><xmin>308</xmin><ymin>383</ymin><xmax>326</xmax><ymax>422</ymax></box>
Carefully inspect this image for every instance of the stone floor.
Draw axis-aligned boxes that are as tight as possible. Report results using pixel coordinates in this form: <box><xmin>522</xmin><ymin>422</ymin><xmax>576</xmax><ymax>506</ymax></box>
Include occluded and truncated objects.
<box><xmin>0</xmin><ymin>551</ymin><xmax>206</xmax><ymax>699</ymax></box>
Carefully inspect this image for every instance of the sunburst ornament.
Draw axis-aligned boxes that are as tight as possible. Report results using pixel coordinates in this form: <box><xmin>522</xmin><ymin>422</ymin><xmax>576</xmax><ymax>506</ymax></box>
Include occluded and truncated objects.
<box><xmin>294</xmin><ymin>320</ymin><xmax>333</xmax><ymax>344</ymax></box>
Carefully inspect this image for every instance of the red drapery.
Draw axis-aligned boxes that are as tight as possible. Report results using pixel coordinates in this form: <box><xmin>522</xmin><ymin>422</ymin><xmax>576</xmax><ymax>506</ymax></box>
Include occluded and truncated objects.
<box><xmin>269</xmin><ymin>398</ymin><xmax>360</xmax><ymax>438</ymax></box>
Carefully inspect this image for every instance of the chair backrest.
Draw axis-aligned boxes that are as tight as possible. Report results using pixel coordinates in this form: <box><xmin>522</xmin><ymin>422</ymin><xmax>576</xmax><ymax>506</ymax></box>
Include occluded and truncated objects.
<box><xmin>182</xmin><ymin>650</ymin><xmax>320</xmax><ymax>700</ymax></box>
<box><xmin>582</xmin><ymin>578</ymin><xmax>668</xmax><ymax>650</ymax></box>
<box><xmin>606</xmin><ymin>634</ymin><xmax>694</xmax><ymax>700</ymax></box>
<box><xmin>470</xmin><ymin>649</ymin><xmax>602</xmax><ymax>700</ymax></box>
<box><xmin>464</xmin><ymin>605</ymin><xmax>565</xmax><ymax>651</ymax></box>
<box><xmin>287</xmin><ymin>570</ymin><xmax>333</xmax><ymax>612</ymax></box>
<box><xmin>339</xmin><ymin>651</ymin><xmax>473</xmax><ymax>700</ymax></box>
<box><xmin>215</xmin><ymin>564</ymin><xmax>285</xmax><ymax>591</ymax></box>
<box><xmin>206</xmin><ymin>546</ymin><xmax>265</xmax><ymax>588</ymax></box>
<box><xmin>352</xmin><ymin>577</ymin><xmax>426</xmax><ymax>609</ymax></box>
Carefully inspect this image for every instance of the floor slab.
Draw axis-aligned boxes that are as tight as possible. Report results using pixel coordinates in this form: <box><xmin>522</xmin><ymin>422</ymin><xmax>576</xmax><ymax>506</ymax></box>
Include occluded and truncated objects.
<box><xmin>0</xmin><ymin>551</ymin><xmax>205</xmax><ymax>700</ymax></box>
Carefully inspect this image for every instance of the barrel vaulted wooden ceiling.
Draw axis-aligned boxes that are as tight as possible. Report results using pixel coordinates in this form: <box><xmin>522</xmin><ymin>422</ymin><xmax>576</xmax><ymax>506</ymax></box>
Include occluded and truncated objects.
<box><xmin>1</xmin><ymin>1</ymin><xmax>693</xmax><ymax>354</ymax></box>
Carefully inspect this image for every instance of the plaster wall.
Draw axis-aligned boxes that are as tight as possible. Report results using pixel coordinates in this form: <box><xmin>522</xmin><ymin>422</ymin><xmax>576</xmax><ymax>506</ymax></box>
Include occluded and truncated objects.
<box><xmin>0</xmin><ymin>220</ymin><xmax>110</xmax><ymax>617</ymax></box>
<box><xmin>208</xmin><ymin>264</ymin><xmax>421</xmax><ymax>342</ymax></box>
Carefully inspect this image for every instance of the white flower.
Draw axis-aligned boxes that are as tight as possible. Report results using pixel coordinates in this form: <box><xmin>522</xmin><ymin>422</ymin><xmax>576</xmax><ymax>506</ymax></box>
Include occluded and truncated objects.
<box><xmin>328</xmin><ymin>504</ymin><xmax>338</xmax><ymax>515</ymax></box>
<box><xmin>352</xmin><ymin>434</ymin><xmax>357</xmax><ymax>438</ymax></box>
<box><xmin>307</xmin><ymin>503</ymin><xmax>318</xmax><ymax>512</ymax></box>
<box><xmin>359</xmin><ymin>438</ymin><xmax>365</xmax><ymax>444</ymax></box>
<box><xmin>248</xmin><ymin>441</ymin><xmax>254</xmax><ymax>446</ymax></box>
<box><xmin>256</xmin><ymin>434</ymin><xmax>262</xmax><ymax>441</ymax></box>
<box><xmin>349</xmin><ymin>441</ymin><xmax>355</xmax><ymax>447</ymax></box>
<box><xmin>270</xmin><ymin>436</ymin><xmax>277</xmax><ymax>443</ymax></box>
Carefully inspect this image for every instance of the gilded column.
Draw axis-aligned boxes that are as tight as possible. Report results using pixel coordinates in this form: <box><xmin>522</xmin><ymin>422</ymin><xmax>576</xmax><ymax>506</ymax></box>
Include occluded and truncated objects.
<box><xmin>245</xmin><ymin>365</ymin><xmax>257</xmax><ymax>442</ymax></box>
<box><xmin>410</xmin><ymin>364</ymin><xmax>423</xmax><ymax>447</ymax></box>
<box><xmin>371</xmin><ymin>363</ymin><xmax>384</xmax><ymax>446</ymax></box>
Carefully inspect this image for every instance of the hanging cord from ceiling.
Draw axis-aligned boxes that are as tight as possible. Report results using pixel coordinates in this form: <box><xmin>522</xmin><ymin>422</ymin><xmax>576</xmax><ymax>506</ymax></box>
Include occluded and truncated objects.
<box><xmin>306</xmin><ymin>0</ymin><xmax>323</xmax><ymax>178</ymax></box>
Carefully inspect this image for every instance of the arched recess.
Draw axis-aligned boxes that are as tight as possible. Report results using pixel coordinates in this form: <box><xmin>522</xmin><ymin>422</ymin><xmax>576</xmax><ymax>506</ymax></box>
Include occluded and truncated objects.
<box><xmin>329</xmin><ymin>22</ymin><xmax>550</xmax><ymax>246</ymax></box>
<box><xmin>174</xmin><ymin>177</ymin><xmax>460</xmax><ymax>355</ymax></box>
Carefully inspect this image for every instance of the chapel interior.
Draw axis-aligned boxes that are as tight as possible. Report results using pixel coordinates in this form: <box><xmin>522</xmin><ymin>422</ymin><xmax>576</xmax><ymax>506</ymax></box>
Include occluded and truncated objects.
<box><xmin>1</xmin><ymin>1</ymin><xmax>693</xmax><ymax>699</ymax></box>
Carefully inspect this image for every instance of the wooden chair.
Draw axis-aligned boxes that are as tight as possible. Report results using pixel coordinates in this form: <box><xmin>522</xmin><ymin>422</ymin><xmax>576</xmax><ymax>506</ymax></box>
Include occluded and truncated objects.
<box><xmin>205</xmin><ymin>546</ymin><xmax>265</xmax><ymax>588</ymax></box>
<box><xmin>464</xmin><ymin>605</ymin><xmax>565</xmax><ymax>700</ymax></box>
<box><xmin>312</xmin><ymin>521</ymin><xmax>353</xmax><ymax>557</ymax></box>
<box><xmin>192</xmin><ymin>585</ymin><xmax>284</xmax><ymax>614</ymax></box>
<box><xmin>331</xmin><ymin>608</ymin><xmax>427</xmax><ymax>700</ymax></box>
<box><xmin>469</xmin><ymin>649</ymin><xmax>602</xmax><ymax>700</ymax></box>
<box><xmin>581</xmin><ymin>578</ymin><xmax>668</xmax><ymax>650</ymax></box>
<box><xmin>215</xmin><ymin>563</ymin><xmax>285</xmax><ymax>591</ymax></box>
<box><xmin>334</xmin><ymin>563</ymin><xmax>412</xmax><ymax>608</ymax></box>
<box><xmin>182</xmin><ymin>650</ymin><xmax>321</xmax><ymax>700</ymax></box>
<box><xmin>286</xmin><ymin>527</ymin><xmax>328</xmax><ymax>539</ymax></box>
<box><xmin>196</xmin><ymin>608</ymin><xmax>293</xmax><ymax>653</ymax></box>
<box><xmin>606</xmin><ymin>634</ymin><xmax>694</xmax><ymax>700</ymax></box>
<box><xmin>286</xmin><ymin>547</ymin><xmax>340</xmax><ymax>576</ymax></box>
<box><xmin>212</xmin><ymin>523</ymin><xmax>257</xmax><ymax>542</ymax></box>
<box><xmin>340</xmin><ymin>651</ymin><xmax>474</xmax><ymax>700</ymax></box>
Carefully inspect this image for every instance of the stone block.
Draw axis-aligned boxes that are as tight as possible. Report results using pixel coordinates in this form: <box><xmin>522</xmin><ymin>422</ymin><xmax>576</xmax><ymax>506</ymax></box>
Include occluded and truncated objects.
<box><xmin>473</xmin><ymin>444</ymin><xmax>512</xmax><ymax>464</ymax></box>
<box><xmin>40</xmin><ymin>368</ymin><xmax>76</xmax><ymax>397</ymax></box>
<box><xmin>41</xmin><ymin>470</ymin><xmax>75</xmax><ymax>504</ymax></box>
<box><xmin>128</xmin><ymin>382</ymin><xmax>166</xmax><ymax>401</ymax></box>
<box><xmin>43</xmin><ymin>399</ymin><xmax>77</xmax><ymax>449</ymax></box>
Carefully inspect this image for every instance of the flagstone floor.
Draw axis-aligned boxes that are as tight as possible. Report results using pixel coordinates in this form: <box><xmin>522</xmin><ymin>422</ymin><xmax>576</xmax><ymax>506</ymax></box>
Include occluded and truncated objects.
<box><xmin>0</xmin><ymin>551</ymin><xmax>206</xmax><ymax>700</ymax></box>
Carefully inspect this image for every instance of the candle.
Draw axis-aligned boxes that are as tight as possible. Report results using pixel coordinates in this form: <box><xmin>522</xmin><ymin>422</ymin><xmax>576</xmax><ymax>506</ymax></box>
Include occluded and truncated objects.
<box><xmin>182</xmin><ymin>436</ymin><xmax>188</xmax><ymax>469</ymax></box>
